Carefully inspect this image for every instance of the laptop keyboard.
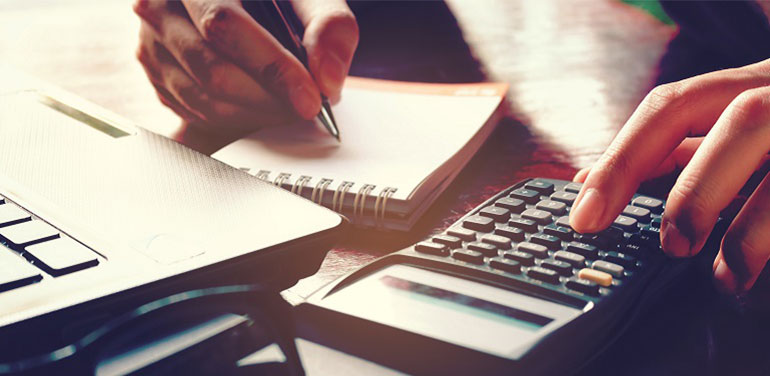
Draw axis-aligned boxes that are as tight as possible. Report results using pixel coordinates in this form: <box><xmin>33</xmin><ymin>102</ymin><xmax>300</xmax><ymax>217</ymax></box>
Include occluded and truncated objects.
<box><xmin>0</xmin><ymin>200</ymin><xmax>99</xmax><ymax>293</ymax></box>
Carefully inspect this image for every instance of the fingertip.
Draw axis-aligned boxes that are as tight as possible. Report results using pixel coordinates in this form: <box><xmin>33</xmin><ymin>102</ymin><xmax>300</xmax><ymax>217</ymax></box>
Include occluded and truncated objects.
<box><xmin>573</xmin><ymin>167</ymin><xmax>590</xmax><ymax>183</ymax></box>
<box><xmin>289</xmin><ymin>84</ymin><xmax>321</xmax><ymax>120</ymax></box>
<box><xmin>713</xmin><ymin>258</ymin><xmax>739</xmax><ymax>294</ymax></box>
<box><xmin>318</xmin><ymin>51</ymin><xmax>346</xmax><ymax>99</ymax></box>
<box><xmin>569</xmin><ymin>187</ymin><xmax>606</xmax><ymax>233</ymax></box>
<box><xmin>660</xmin><ymin>217</ymin><xmax>693</xmax><ymax>258</ymax></box>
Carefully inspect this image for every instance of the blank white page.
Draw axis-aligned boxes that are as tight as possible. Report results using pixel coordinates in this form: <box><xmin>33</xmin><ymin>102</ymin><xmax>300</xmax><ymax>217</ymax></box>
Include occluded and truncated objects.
<box><xmin>212</xmin><ymin>77</ymin><xmax>506</xmax><ymax>202</ymax></box>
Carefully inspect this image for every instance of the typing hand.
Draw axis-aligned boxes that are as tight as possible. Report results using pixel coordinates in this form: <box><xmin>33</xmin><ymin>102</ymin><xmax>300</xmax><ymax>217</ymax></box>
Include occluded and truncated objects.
<box><xmin>133</xmin><ymin>0</ymin><xmax>358</xmax><ymax>136</ymax></box>
<box><xmin>569</xmin><ymin>59</ymin><xmax>770</xmax><ymax>294</ymax></box>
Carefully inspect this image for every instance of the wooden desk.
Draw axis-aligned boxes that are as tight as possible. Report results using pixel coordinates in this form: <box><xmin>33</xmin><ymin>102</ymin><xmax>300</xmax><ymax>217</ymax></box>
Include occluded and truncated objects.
<box><xmin>4</xmin><ymin>1</ymin><xmax>769</xmax><ymax>374</ymax></box>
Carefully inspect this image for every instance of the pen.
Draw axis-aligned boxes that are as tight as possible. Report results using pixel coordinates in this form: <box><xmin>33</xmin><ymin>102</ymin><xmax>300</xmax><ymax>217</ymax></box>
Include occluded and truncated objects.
<box><xmin>270</xmin><ymin>0</ymin><xmax>341</xmax><ymax>141</ymax></box>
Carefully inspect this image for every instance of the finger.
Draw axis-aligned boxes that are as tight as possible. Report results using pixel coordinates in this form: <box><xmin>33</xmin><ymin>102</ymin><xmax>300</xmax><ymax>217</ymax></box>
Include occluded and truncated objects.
<box><xmin>713</xmin><ymin>171</ymin><xmax>770</xmax><ymax>293</ymax></box>
<box><xmin>662</xmin><ymin>86</ymin><xmax>770</xmax><ymax>258</ymax></box>
<box><xmin>135</xmin><ymin>0</ymin><xmax>279</xmax><ymax>111</ymax></box>
<box><xmin>570</xmin><ymin>62</ymin><xmax>770</xmax><ymax>234</ymax></box>
<box><xmin>292</xmin><ymin>0</ymin><xmax>358</xmax><ymax>101</ymax></box>
<box><xmin>181</xmin><ymin>0</ymin><xmax>321</xmax><ymax>119</ymax></box>
<box><xmin>573</xmin><ymin>167</ymin><xmax>590</xmax><ymax>183</ymax></box>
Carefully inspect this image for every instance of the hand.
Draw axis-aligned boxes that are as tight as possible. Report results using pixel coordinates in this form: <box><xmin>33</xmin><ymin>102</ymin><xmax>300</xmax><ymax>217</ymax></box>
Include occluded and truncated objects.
<box><xmin>569</xmin><ymin>58</ymin><xmax>770</xmax><ymax>294</ymax></box>
<box><xmin>133</xmin><ymin>0</ymin><xmax>358</xmax><ymax>137</ymax></box>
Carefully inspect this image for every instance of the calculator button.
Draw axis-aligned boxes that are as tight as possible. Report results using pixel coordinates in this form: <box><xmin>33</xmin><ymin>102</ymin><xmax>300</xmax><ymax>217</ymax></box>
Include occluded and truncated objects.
<box><xmin>463</xmin><ymin>215</ymin><xmax>495</xmax><ymax>232</ymax></box>
<box><xmin>566</xmin><ymin>277</ymin><xmax>600</xmax><ymax>296</ymax></box>
<box><xmin>613</xmin><ymin>215</ymin><xmax>638</xmax><ymax>232</ymax></box>
<box><xmin>527</xmin><ymin>266</ymin><xmax>560</xmax><ymax>284</ymax></box>
<box><xmin>0</xmin><ymin>220</ymin><xmax>59</xmax><ymax>248</ymax></box>
<box><xmin>467</xmin><ymin>242</ymin><xmax>498</xmax><ymax>257</ymax></box>
<box><xmin>490</xmin><ymin>257</ymin><xmax>521</xmax><ymax>274</ymax></box>
<box><xmin>566</xmin><ymin>242</ymin><xmax>598</xmax><ymax>258</ymax></box>
<box><xmin>415</xmin><ymin>241</ymin><xmax>449</xmax><ymax>256</ymax></box>
<box><xmin>494</xmin><ymin>226</ymin><xmax>525</xmax><ymax>242</ymax></box>
<box><xmin>632</xmin><ymin>196</ymin><xmax>663</xmax><ymax>214</ymax></box>
<box><xmin>0</xmin><ymin>204</ymin><xmax>31</xmax><ymax>227</ymax></box>
<box><xmin>0</xmin><ymin>250</ymin><xmax>41</xmax><ymax>292</ymax></box>
<box><xmin>504</xmin><ymin>250</ymin><xmax>535</xmax><ymax>266</ymax></box>
<box><xmin>529</xmin><ymin>233</ymin><xmax>561</xmax><ymax>250</ymax></box>
<box><xmin>24</xmin><ymin>237</ymin><xmax>99</xmax><ymax>277</ymax></box>
<box><xmin>541</xmin><ymin>259</ymin><xmax>573</xmax><ymax>276</ymax></box>
<box><xmin>604</xmin><ymin>252</ymin><xmax>637</xmax><ymax>269</ymax></box>
<box><xmin>563</xmin><ymin>182</ymin><xmax>583</xmax><ymax>193</ymax></box>
<box><xmin>592</xmin><ymin>260</ymin><xmax>625</xmax><ymax>278</ymax></box>
<box><xmin>536</xmin><ymin>200</ymin><xmax>567</xmax><ymax>216</ymax></box>
<box><xmin>554</xmin><ymin>250</ymin><xmax>586</xmax><ymax>267</ymax></box>
<box><xmin>481</xmin><ymin>234</ymin><xmax>512</xmax><ymax>250</ymax></box>
<box><xmin>621</xmin><ymin>243</ymin><xmax>647</xmax><ymax>258</ymax></box>
<box><xmin>510</xmin><ymin>188</ymin><xmax>540</xmax><ymax>204</ymax></box>
<box><xmin>641</xmin><ymin>225</ymin><xmax>660</xmax><ymax>240</ymax></box>
<box><xmin>543</xmin><ymin>225</ymin><xmax>573</xmax><ymax>241</ymax></box>
<box><xmin>524</xmin><ymin>180</ymin><xmax>555</xmax><ymax>194</ymax></box>
<box><xmin>447</xmin><ymin>227</ymin><xmax>476</xmax><ymax>242</ymax></box>
<box><xmin>452</xmin><ymin>249</ymin><xmax>484</xmax><ymax>264</ymax></box>
<box><xmin>574</xmin><ymin>233</ymin><xmax>612</xmax><ymax>251</ymax></box>
<box><xmin>516</xmin><ymin>242</ymin><xmax>549</xmax><ymax>258</ymax></box>
<box><xmin>521</xmin><ymin>209</ymin><xmax>552</xmax><ymax>225</ymax></box>
<box><xmin>494</xmin><ymin>197</ymin><xmax>525</xmax><ymax>213</ymax></box>
<box><xmin>432</xmin><ymin>234</ymin><xmax>462</xmax><ymax>249</ymax></box>
<box><xmin>555</xmin><ymin>216</ymin><xmax>572</xmax><ymax>229</ymax></box>
<box><xmin>550</xmin><ymin>191</ymin><xmax>577</xmax><ymax>205</ymax></box>
<box><xmin>622</xmin><ymin>205</ymin><xmax>651</xmax><ymax>223</ymax></box>
<box><xmin>479</xmin><ymin>206</ymin><xmax>511</xmax><ymax>222</ymax></box>
<box><xmin>509</xmin><ymin>218</ymin><xmax>538</xmax><ymax>233</ymax></box>
<box><xmin>578</xmin><ymin>268</ymin><xmax>612</xmax><ymax>287</ymax></box>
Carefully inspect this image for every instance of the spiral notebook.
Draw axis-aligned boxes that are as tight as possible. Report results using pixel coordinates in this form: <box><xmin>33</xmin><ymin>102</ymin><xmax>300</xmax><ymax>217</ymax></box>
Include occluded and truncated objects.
<box><xmin>212</xmin><ymin>77</ymin><xmax>507</xmax><ymax>231</ymax></box>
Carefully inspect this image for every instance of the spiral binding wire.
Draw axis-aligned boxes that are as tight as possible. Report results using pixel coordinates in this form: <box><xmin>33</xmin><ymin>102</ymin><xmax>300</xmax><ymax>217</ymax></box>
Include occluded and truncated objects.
<box><xmin>240</xmin><ymin>168</ymin><xmax>397</xmax><ymax>226</ymax></box>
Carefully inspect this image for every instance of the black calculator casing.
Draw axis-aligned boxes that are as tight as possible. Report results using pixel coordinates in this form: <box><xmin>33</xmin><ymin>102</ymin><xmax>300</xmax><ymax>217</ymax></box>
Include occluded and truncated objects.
<box><xmin>296</xmin><ymin>179</ymin><xmax>723</xmax><ymax>375</ymax></box>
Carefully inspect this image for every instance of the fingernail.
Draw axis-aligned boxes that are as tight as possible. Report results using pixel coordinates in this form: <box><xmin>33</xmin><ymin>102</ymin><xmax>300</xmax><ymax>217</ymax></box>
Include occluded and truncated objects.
<box><xmin>570</xmin><ymin>188</ymin><xmax>604</xmax><ymax>232</ymax></box>
<box><xmin>660</xmin><ymin>219</ymin><xmax>691</xmax><ymax>257</ymax></box>
<box><xmin>320</xmin><ymin>52</ymin><xmax>346</xmax><ymax>96</ymax></box>
<box><xmin>289</xmin><ymin>85</ymin><xmax>320</xmax><ymax>120</ymax></box>
<box><xmin>713</xmin><ymin>259</ymin><xmax>737</xmax><ymax>293</ymax></box>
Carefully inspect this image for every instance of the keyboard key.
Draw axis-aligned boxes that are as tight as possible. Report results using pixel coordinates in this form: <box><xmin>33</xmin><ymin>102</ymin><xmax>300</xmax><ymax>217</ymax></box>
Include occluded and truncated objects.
<box><xmin>525</xmin><ymin>180</ymin><xmax>555</xmax><ymax>194</ymax></box>
<box><xmin>550</xmin><ymin>191</ymin><xmax>577</xmax><ymax>205</ymax></box>
<box><xmin>432</xmin><ymin>234</ymin><xmax>462</xmax><ymax>249</ymax></box>
<box><xmin>578</xmin><ymin>268</ymin><xmax>612</xmax><ymax>287</ymax></box>
<box><xmin>494</xmin><ymin>226</ymin><xmax>525</xmax><ymax>242</ymax></box>
<box><xmin>592</xmin><ymin>260</ymin><xmax>624</xmax><ymax>278</ymax></box>
<box><xmin>489</xmin><ymin>257</ymin><xmax>521</xmax><ymax>274</ymax></box>
<box><xmin>621</xmin><ymin>243</ymin><xmax>647</xmax><ymax>258</ymax></box>
<box><xmin>481</xmin><ymin>234</ymin><xmax>512</xmax><ymax>250</ymax></box>
<box><xmin>504</xmin><ymin>250</ymin><xmax>535</xmax><ymax>266</ymax></box>
<box><xmin>529</xmin><ymin>233</ymin><xmax>561</xmax><ymax>250</ymax></box>
<box><xmin>510</xmin><ymin>188</ymin><xmax>540</xmax><ymax>204</ymax></box>
<box><xmin>0</xmin><ymin>250</ymin><xmax>41</xmax><ymax>292</ymax></box>
<box><xmin>566</xmin><ymin>242</ymin><xmax>598</xmax><ymax>258</ymax></box>
<box><xmin>509</xmin><ymin>218</ymin><xmax>538</xmax><ymax>233</ymax></box>
<box><xmin>555</xmin><ymin>216</ymin><xmax>572</xmax><ymax>229</ymax></box>
<box><xmin>447</xmin><ymin>227</ymin><xmax>476</xmax><ymax>242</ymax></box>
<box><xmin>613</xmin><ymin>215</ymin><xmax>638</xmax><ymax>232</ymax></box>
<box><xmin>467</xmin><ymin>242</ymin><xmax>498</xmax><ymax>257</ymax></box>
<box><xmin>543</xmin><ymin>225</ymin><xmax>573</xmax><ymax>241</ymax></box>
<box><xmin>536</xmin><ymin>200</ymin><xmax>567</xmax><ymax>216</ymax></box>
<box><xmin>564</xmin><ymin>182</ymin><xmax>583</xmax><ymax>193</ymax></box>
<box><xmin>494</xmin><ymin>197</ymin><xmax>525</xmax><ymax>213</ymax></box>
<box><xmin>0</xmin><ymin>204</ymin><xmax>31</xmax><ymax>227</ymax></box>
<box><xmin>554</xmin><ymin>250</ymin><xmax>586</xmax><ymax>267</ymax></box>
<box><xmin>622</xmin><ymin>205</ymin><xmax>651</xmax><ymax>223</ymax></box>
<box><xmin>527</xmin><ymin>266</ymin><xmax>560</xmax><ymax>284</ymax></box>
<box><xmin>574</xmin><ymin>233</ymin><xmax>612</xmax><ymax>250</ymax></box>
<box><xmin>541</xmin><ymin>259</ymin><xmax>573</xmax><ymax>276</ymax></box>
<box><xmin>566</xmin><ymin>277</ymin><xmax>600</xmax><ymax>296</ymax></box>
<box><xmin>521</xmin><ymin>209</ymin><xmax>552</xmax><ymax>225</ymax></box>
<box><xmin>452</xmin><ymin>249</ymin><xmax>484</xmax><ymax>264</ymax></box>
<box><xmin>463</xmin><ymin>215</ymin><xmax>494</xmax><ymax>232</ymax></box>
<box><xmin>0</xmin><ymin>220</ymin><xmax>59</xmax><ymax>248</ymax></box>
<box><xmin>25</xmin><ymin>237</ymin><xmax>98</xmax><ymax>277</ymax></box>
<box><xmin>517</xmin><ymin>242</ymin><xmax>549</xmax><ymax>258</ymax></box>
<box><xmin>479</xmin><ymin>206</ymin><xmax>511</xmax><ymax>222</ymax></box>
<box><xmin>632</xmin><ymin>196</ymin><xmax>663</xmax><ymax>214</ymax></box>
<box><xmin>415</xmin><ymin>241</ymin><xmax>449</xmax><ymax>256</ymax></box>
<box><xmin>604</xmin><ymin>252</ymin><xmax>636</xmax><ymax>269</ymax></box>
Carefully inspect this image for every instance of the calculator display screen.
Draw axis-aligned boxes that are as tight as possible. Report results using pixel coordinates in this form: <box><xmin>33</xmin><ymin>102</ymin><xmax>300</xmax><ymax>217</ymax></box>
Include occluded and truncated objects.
<box><xmin>320</xmin><ymin>265</ymin><xmax>583</xmax><ymax>359</ymax></box>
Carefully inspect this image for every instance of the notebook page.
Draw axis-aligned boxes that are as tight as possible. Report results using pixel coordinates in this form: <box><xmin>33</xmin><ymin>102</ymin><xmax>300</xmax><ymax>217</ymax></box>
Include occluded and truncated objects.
<box><xmin>212</xmin><ymin>78</ymin><xmax>506</xmax><ymax>202</ymax></box>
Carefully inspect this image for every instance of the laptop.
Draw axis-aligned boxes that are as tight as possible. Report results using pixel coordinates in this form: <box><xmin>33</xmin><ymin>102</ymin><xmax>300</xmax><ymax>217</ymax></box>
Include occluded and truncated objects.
<box><xmin>0</xmin><ymin>70</ymin><xmax>345</xmax><ymax>359</ymax></box>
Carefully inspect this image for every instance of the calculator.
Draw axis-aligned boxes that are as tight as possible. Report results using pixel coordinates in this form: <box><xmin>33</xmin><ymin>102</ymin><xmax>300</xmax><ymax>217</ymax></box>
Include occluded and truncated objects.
<box><xmin>296</xmin><ymin>178</ymin><xmax>723</xmax><ymax>375</ymax></box>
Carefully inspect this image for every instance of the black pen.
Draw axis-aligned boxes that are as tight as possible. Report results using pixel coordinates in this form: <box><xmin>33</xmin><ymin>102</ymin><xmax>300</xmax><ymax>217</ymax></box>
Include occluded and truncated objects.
<box><xmin>270</xmin><ymin>0</ymin><xmax>340</xmax><ymax>141</ymax></box>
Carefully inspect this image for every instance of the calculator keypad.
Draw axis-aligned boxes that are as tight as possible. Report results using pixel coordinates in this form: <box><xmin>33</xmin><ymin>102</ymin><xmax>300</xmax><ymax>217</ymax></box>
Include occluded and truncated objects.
<box><xmin>412</xmin><ymin>178</ymin><xmax>666</xmax><ymax>302</ymax></box>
